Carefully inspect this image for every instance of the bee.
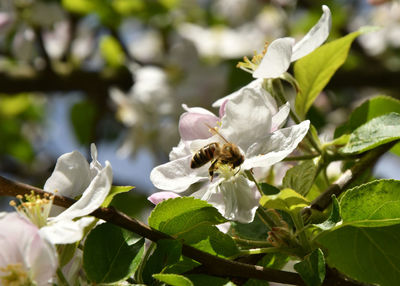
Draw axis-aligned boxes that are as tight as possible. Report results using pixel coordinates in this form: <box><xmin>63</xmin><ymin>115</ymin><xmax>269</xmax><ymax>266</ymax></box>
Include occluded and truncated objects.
<box><xmin>190</xmin><ymin>126</ymin><xmax>244</xmax><ymax>179</ymax></box>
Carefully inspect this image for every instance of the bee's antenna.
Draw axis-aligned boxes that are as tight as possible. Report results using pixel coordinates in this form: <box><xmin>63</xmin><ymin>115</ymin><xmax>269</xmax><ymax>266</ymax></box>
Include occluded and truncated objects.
<box><xmin>204</xmin><ymin>123</ymin><xmax>229</xmax><ymax>143</ymax></box>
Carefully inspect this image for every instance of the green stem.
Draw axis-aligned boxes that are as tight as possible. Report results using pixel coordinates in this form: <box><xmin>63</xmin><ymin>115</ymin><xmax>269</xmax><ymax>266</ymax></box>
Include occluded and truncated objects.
<box><xmin>245</xmin><ymin>169</ymin><xmax>263</xmax><ymax>197</ymax></box>
<box><xmin>232</xmin><ymin>237</ymin><xmax>273</xmax><ymax>248</ymax></box>
<box><xmin>282</xmin><ymin>153</ymin><xmax>320</xmax><ymax>161</ymax></box>
<box><xmin>291</xmin><ymin>212</ymin><xmax>311</xmax><ymax>256</ymax></box>
<box><xmin>56</xmin><ymin>268</ymin><xmax>70</xmax><ymax>286</ymax></box>
<box><xmin>135</xmin><ymin>242</ymin><xmax>156</xmax><ymax>283</ymax></box>
<box><xmin>229</xmin><ymin>247</ymin><xmax>279</xmax><ymax>260</ymax></box>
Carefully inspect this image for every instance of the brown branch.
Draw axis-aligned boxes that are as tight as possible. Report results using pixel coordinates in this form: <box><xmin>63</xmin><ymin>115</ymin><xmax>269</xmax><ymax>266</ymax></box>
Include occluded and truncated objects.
<box><xmin>303</xmin><ymin>141</ymin><xmax>396</xmax><ymax>217</ymax></box>
<box><xmin>0</xmin><ymin>67</ymin><xmax>133</xmax><ymax>95</ymax></box>
<box><xmin>0</xmin><ymin>175</ymin><xmax>305</xmax><ymax>285</ymax></box>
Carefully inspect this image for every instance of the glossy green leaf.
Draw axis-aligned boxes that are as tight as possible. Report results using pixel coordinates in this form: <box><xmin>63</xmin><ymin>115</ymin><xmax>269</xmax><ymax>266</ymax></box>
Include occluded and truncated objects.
<box><xmin>102</xmin><ymin>185</ymin><xmax>134</xmax><ymax>207</ymax></box>
<box><xmin>340</xmin><ymin>112</ymin><xmax>400</xmax><ymax>154</ymax></box>
<box><xmin>148</xmin><ymin>197</ymin><xmax>227</xmax><ymax>235</ymax></box>
<box><xmin>294</xmin><ymin>27</ymin><xmax>373</xmax><ymax>119</ymax></box>
<box><xmin>334</xmin><ymin>95</ymin><xmax>400</xmax><ymax>155</ymax></box>
<box><xmin>259</xmin><ymin>182</ymin><xmax>280</xmax><ymax>195</ymax></box>
<box><xmin>153</xmin><ymin>274</ymin><xmax>193</xmax><ymax>286</ymax></box>
<box><xmin>316</xmin><ymin>195</ymin><xmax>341</xmax><ymax>230</ymax></box>
<box><xmin>294</xmin><ymin>249</ymin><xmax>325</xmax><ymax>286</ymax></box>
<box><xmin>100</xmin><ymin>36</ymin><xmax>125</xmax><ymax>67</ymax></box>
<box><xmin>260</xmin><ymin>189</ymin><xmax>310</xmax><ymax>215</ymax></box>
<box><xmin>231</xmin><ymin>213</ymin><xmax>270</xmax><ymax>241</ymax></box>
<box><xmin>176</xmin><ymin>224</ymin><xmax>239</xmax><ymax>258</ymax></box>
<box><xmin>83</xmin><ymin>223</ymin><xmax>144</xmax><ymax>283</ymax></box>
<box><xmin>143</xmin><ymin>240</ymin><xmax>182</xmax><ymax>284</ymax></box>
<box><xmin>339</xmin><ymin>179</ymin><xmax>400</xmax><ymax>227</ymax></box>
<box><xmin>317</xmin><ymin>224</ymin><xmax>400</xmax><ymax>286</ymax></box>
<box><xmin>282</xmin><ymin>160</ymin><xmax>317</xmax><ymax>196</ymax></box>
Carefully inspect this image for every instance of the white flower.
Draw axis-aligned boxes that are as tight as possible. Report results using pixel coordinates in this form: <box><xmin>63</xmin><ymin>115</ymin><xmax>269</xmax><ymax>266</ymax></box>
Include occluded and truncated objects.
<box><xmin>252</xmin><ymin>5</ymin><xmax>331</xmax><ymax>79</ymax></box>
<box><xmin>40</xmin><ymin>144</ymin><xmax>113</xmax><ymax>244</ymax></box>
<box><xmin>150</xmin><ymin>86</ymin><xmax>309</xmax><ymax>223</ymax></box>
<box><xmin>0</xmin><ymin>212</ymin><xmax>58</xmax><ymax>286</ymax></box>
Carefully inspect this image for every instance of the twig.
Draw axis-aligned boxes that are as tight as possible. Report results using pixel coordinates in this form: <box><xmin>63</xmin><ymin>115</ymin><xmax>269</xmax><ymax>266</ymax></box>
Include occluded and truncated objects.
<box><xmin>303</xmin><ymin>142</ymin><xmax>396</xmax><ymax>218</ymax></box>
<box><xmin>0</xmin><ymin>175</ymin><xmax>304</xmax><ymax>285</ymax></box>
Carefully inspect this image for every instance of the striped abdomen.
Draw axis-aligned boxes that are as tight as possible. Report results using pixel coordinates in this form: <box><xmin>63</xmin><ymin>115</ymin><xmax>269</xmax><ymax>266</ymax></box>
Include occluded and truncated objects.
<box><xmin>190</xmin><ymin>143</ymin><xmax>220</xmax><ymax>169</ymax></box>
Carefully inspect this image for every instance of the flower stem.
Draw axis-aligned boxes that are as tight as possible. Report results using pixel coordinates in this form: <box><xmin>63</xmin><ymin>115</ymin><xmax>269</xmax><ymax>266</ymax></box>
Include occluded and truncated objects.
<box><xmin>229</xmin><ymin>247</ymin><xmax>279</xmax><ymax>260</ymax></box>
<box><xmin>135</xmin><ymin>242</ymin><xmax>156</xmax><ymax>283</ymax></box>
<box><xmin>232</xmin><ymin>237</ymin><xmax>273</xmax><ymax>248</ymax></box>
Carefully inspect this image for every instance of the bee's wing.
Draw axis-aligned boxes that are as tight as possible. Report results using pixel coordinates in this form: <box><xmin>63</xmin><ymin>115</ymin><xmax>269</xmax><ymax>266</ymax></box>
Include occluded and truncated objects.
<box><xmin>189</xmin><ymin>136</ymin><xmax>220</xmax><ymax>153</ymax></box>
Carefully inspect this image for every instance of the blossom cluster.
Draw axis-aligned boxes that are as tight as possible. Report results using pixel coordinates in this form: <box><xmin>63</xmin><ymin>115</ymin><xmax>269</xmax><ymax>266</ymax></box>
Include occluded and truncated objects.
<box><xmin>0</xmin><ymin>5</ymin><xmax>331</xmax><ymax>285</ymax></box>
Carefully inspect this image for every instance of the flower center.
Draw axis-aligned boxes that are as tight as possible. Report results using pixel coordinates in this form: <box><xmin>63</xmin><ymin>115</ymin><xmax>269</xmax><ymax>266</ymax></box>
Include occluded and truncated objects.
<box><xmin>10</xmin><ymin>191</ymin><xmax>54</xmax><ymax>228</ymax></box>
<box><xmin>236</xmin><ymin>42</ymin><xmax>269</xmax><ymax>74</ymax></box>
<box><xmin>0</xmin><ymin>264</ymin><xmax>33</xmax><ymax>286</ymax></box>
<box><xmin>217</xmin><ymin>164</ymin><xmax>242</xmax><ymax>180</ymax></box>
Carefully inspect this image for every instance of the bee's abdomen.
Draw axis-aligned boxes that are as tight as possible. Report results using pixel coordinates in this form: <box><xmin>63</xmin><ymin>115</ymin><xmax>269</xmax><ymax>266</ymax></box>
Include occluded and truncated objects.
<box><xmin>190</xmin><ymin>143</ymin><xmax>218</xmax><ymax>168</ymax></box>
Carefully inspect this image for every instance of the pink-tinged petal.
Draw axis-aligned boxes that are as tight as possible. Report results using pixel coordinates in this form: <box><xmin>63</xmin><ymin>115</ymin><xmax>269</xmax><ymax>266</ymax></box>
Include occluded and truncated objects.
<box><xmin>179</xmin><ymin>111</ymin><xmax>219</xmax><ymax>140</ymax></box>
<box><xmin>243</xmin><ymin>120</ymin><xmax>310</xmax><ymax>169</ymax></box>
<box><xmin>271</xmin><ymin>103</ymin><xmax>290</xmax><ymax>132</ymax></box>
<box><xmin>148</xmin><ymin>192</ymin><xmax>181</xmax><ymax>205</ymax></box>
<box><xmin>253</xmin><ymin>37</ymin><xmax>295</xmax><ymax>79</ymax></box>
<box><xmin>291</xmin><ymin>5</ymin><xmax>331</xmax><ymax>62</ymax></box>
<box><xmin>219</xmin><ymin>99</ymin><xmax>228</xmax><ymax>118</ymax></box>
<box><xmin>150</xmin><ymin>155</ymin><xmax>208</xmax><ymax>193</ymax></box>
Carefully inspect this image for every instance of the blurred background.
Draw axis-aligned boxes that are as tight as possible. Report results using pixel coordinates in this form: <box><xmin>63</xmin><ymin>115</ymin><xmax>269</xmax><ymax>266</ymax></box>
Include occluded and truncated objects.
<box><xmin>0</xmin><ymin>0</ymin><xmax>400</xmax><ymax>216</ymax></box>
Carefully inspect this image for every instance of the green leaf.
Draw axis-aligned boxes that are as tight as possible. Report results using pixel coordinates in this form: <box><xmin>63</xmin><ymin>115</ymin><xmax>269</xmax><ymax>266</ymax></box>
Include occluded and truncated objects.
<box><xmin>102</xmin><ymin>185</ymin><xmax>134</xmax><ymax>207</ymax></box>
<box><xmin>83</xmin><ymin>223</ymin><xmax>144</xmax><ymax>283</ymax></box>
<box><xmin>339</xmin><ymin>179</ymin><xmax>400</xmax><ymax>227</ymax></box>
<box><xmin>260</xmin><ymin>189</ymin><xmax>310</xmax><ymax>215</ymax></box>
<box><xmin>70</xmin><ymin>100</ymin><xmax>97</xmax><ymax>145</ymax></box>
<box><xmin>334</xmin><ymin>95</ymin><xmax>400</xmax><ymax>155</ymax></box>
<box><xmin>294</xmin><ymin>249</ymin><xmax>325</xmax><ymax>286</ymax></box>
<box><xmin>177</xmin><ymin>224</ymin><xmax>239</xmax><ymax>258</ymax></box>
<box><xmin>231</xmin><ymin>214</ymin><xmax>270</xmax><ymax>241</ymax></box>
<box><xmin>282</xmin><ymin>161</ymin><xmax>317</xmax><ymax>196</ymax></box>
<box><xmin>259</xmin><ymin>182</ymin><xmax>280</xmax><ymax>195</ymax></box>
<box><xmin>148</xmin><ymin>197</ymin><xmax>227</xmax><ymax>235</ymax></box>
<box><xmin>143</xmin><ymin>240</ymin><xmax>182</xmax><ymax>284</ymax></box>
<box><xmin>340</xmin><ymin>112</ymin><xmax>400</xmax><ymax>154</ymax></box>
<box><xmin>317</xmin><ymin>224</ymin><xmax>400</xmax><ymax>286</ymax></box>
<box><xmin>153</xmin><ymin>274</ymin><xmax>193</xmax><ymax>286</ymax></box>
<box><xmin>294</xmin><ymin>28</ymin><xmax>370</xmax><ymax>118</ymax></box>
<box><xmin>316</xmin><ymin>180</ymin><xmax>400</xmax><ymax>285</ymax></box>
<box><xmin>316</xmin><ymin>195</ymin><xmax>341</xmax><ymax>230</ymax></box>
<box><xmin>100</xmin><ymin>35</ymin><xmax>125</xmax><ymax>67</ymax></box>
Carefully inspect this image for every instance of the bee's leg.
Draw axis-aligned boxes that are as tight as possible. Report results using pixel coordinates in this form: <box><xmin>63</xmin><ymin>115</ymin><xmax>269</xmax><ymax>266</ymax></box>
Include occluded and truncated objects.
<box><xmin>209</xmin><ymin>160</ymin><xmax>217</xmax><ymax>181</ymax></box>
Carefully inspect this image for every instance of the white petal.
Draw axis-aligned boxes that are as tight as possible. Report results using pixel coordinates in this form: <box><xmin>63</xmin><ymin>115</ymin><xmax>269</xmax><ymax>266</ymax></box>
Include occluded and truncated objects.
<box><xmin>169</xmin><ymin>139</ymin><xmax>191</xmax><ymax>161</ymax></box>
<box><xmin>253</xmin><ymin>37</ymin><xmax>295</xmax><ymax>79</ymax></box>
<box><xmin>150</xmin><ymin>155</ymin><xmax>208</xmax><ymax>192</ymax></box>
<box><xmin>182</xmin><ymin>104</ymin><xmax>217</xmax><ymax>116</ymax></box>
<box><xmin>291</xmin><ymin>5</ymin><xmax>332</xmax><ymax>62</ymax></box>
<box><xmin>220</xmin><ymin>86</ymin><xmax>273</xmax><ymax>152</ymax></box>
<box><xmin>212</xmin><ymin>79</ymin><xmax>264</xmax><ymax>108</ymax></box>
<box><xmin>43</xmin><ymin>151</ymin><xmax>91</xmax><ymax>199</ymax></box>
<box><xmin>271</xmin><ymin>102</ymin><xmax>290</xmax><ymax>131</ymax></box>
<box><xmin>53</xmin><ymin>162</ymin><xmax>113</xmax><ymax>221</ymax></box>
<box><xmin>243</xmin><ymin>120</ymin><xmax>310</xmax><ymax>169</ymax></box>
<box><xmin>90</xmin><ymin>143</ymin><xmax>103</xmax><ymax>176</ymax></box>
<box><xmin>40</xmin><ymin>217</ymin><xmax>95</xmax><ymax>244</ymax></box>
<box><xmin>202</xmin><ymin>176</ymin><xmax>259</xmax><ymax>223</ymax></box>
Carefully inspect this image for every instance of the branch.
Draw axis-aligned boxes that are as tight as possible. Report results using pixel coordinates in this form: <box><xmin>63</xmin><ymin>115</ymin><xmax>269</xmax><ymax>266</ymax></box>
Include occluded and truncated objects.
<box><xmin>303</xmin><ymin>142</ymin><xmax>396</xmax><ymax>216</ymax></box>
<box><xmin>0</xmin><ymin>67</ymin><xmax>133</xmax><ymax>95</ymax></box>
<box><xmin>0</xmin><ymin>175</ymin><xmax>305</xmax><ymax>285</ymax></box>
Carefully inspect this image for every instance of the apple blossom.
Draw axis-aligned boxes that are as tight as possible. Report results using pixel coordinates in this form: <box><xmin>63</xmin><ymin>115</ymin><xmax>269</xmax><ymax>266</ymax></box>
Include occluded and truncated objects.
<box><xmin>238</xmin><ymin>5</ymin><xmax>331</xmax><ymax>79</ymax></box>
<box><xmin>39</xmin><ymin>144</ymin><xmax>113</xmax><ymax>244</ymax></box>
<box><xmin>0</xmin><ymin>212</ymin><xmax>58</xmax><ymax>286</ymax></box>
<box><xmin>150</xmin><ymin>85</ymin><xmax>309</xmax><ymax>223</ymax></box>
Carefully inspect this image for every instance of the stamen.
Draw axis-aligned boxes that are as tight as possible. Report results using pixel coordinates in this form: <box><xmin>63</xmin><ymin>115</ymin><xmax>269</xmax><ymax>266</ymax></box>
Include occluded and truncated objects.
<box><xmin>0</xmin><ymin>263</ymin><xmax>32</xmax><ymax>286</ymax></box>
